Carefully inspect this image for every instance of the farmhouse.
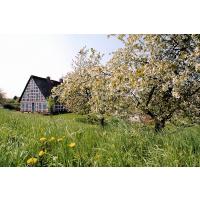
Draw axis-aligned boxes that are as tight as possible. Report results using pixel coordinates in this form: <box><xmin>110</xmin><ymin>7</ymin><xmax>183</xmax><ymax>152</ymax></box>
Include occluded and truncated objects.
<box><xmin>19</xmin><ymin>75</ymin><xmax>65</xmax><ymax>113</ymax></box>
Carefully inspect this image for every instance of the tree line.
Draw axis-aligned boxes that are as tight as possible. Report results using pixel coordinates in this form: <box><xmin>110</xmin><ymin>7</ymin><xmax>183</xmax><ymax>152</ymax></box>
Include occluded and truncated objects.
<box><xmin>51</xmin><ymin>35</ymin><xmax>200</xmax><ymax>131</ymax></box>
<box><xmin>0</xmin><ymin>91</ymin><xmax>20</xmax><ymax>110</ymax></box>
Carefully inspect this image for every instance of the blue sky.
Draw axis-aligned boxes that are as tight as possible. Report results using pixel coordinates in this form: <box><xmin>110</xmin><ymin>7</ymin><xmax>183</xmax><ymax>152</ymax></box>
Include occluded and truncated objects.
<box><xmin>0</xmin><ymin>34</ymin><xmax>123</xmax><ymax>98</ymax></box>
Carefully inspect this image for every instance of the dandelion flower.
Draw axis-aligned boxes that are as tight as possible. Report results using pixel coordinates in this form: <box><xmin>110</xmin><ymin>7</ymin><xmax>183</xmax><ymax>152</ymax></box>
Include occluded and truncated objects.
<box><xmin>57</xmin><ymin>138</ymin><xmax>63</xmax><ymax>142</ymax></box>
<box><xmin>49</xmin><ymin>137</ymin><xmax>55</xmax><ymax>142</ymax></box>
<box><xmin>68</xmin><ymin>143</ymin><xmax>76</xmax><ymax>148</ymax></box>
<box><xmin>40</xmin><ymin>137</ymin><xmax>47</xmax><ymax>142</ymax></box>
<box><xmin>39</xmin><ymin>150</ymin><xmax>46</xmax><ymax>157</ymax></box>
<box><xmin>27</xmin><ymin>157</ymin><xmax>38</xmax><ymax>165</ymax></box>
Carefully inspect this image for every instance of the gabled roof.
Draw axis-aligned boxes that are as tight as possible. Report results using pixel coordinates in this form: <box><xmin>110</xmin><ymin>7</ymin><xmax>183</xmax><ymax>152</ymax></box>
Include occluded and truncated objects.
<box><xmin>19</xmin><ymin>75</ymin><xmax>61</xmax><ymax>102</ymax></box>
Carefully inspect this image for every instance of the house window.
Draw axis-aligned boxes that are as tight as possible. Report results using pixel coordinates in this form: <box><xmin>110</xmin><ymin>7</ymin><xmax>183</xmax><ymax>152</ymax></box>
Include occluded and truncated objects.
<box><xmin>39</xmin><ymin>103</ymin><xmax>41</xmax><ymax>110</ymax></box>
<box><xmin>43</xmin><ymin>103</ymin><xmax>46</xmax><ymax>110</ymax></box>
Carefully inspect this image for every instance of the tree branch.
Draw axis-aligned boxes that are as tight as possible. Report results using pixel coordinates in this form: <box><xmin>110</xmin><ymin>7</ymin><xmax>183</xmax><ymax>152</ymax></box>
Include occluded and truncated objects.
<box><xmin>190</xmin><ymin>86</ymin><xmax>200</xmax><ymax>96</ymax></box>
<box><xmin>130</xmin><ymin>91</ymin><xmax>141</xmax><ymax>106</ymax></box>
<box><xmin>146</xmin><ymin>86</ymin><xmax>156</xmax><ymax>107</ymax></box>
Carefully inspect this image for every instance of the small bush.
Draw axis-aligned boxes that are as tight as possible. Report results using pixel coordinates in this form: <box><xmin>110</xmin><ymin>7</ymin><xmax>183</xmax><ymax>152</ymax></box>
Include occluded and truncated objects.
<box><xmin>75</xmin><ymin>114</ymin><xmax>108</xmax><ymax>125</ymax></box>
<box><xmin>3</xmin><ymin>103</ymin><xmax>20</xmax><ymax>111</ymax></box>
<box><xmin>86</xmin><ymin>114</ymin><xmax>101</xmax><ymax>124</ymax></box>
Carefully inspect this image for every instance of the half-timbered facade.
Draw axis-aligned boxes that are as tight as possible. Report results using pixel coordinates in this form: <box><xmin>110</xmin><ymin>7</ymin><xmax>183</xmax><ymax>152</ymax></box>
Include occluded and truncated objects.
<box><xmin>19</xmin><ymin>75</ymin><xmax>65</xmax><ymax>113</ymax></box>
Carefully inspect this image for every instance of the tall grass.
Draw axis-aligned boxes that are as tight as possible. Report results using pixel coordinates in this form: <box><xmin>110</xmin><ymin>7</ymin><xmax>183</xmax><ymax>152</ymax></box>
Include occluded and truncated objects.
<box><xmin>0</xmin><ymin>108</ymin><xmax>200</xmax><ymax>167</ymax></box>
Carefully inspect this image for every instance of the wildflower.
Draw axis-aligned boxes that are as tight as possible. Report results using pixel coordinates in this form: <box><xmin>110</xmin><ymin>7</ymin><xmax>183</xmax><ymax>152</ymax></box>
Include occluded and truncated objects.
<box><xmin>39</xmin><ymin>150</ymin><xmax>46</xmax><ymax>157</ymax></box>
<box><xmin>53</xmin><ymin>156</ymin><xmax>58</xmax><ymax>161</ymax></box>
<box><xmin>27</xmin><ymin>157</ymin><xmax>38</xmax><ymax>165</ymax></box>
<box><xmin>40</xmin><ymin>137</ymin><xmax>47</xmax><ymax>142</ymax></box>
<box><xmin>49</xmin><ymin>137</ymin><xmax>56</xmax><ymax>142</ymax></box>
<box><xmin>68</xmin><ymin>143</ymin><xmax>76</xmax><ymax>148</ymax></box>
<box><xmin>57</xmin><ymin>138</ymin><xmax>63</xmax><ymax>142</ymax></box>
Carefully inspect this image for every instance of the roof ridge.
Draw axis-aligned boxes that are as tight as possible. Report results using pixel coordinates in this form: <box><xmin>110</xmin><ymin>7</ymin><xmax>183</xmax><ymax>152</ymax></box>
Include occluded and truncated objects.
<box><xmin>31</xmin><ymin>75</ymin><xmax>60</xmax><ymax>83</ymax></box>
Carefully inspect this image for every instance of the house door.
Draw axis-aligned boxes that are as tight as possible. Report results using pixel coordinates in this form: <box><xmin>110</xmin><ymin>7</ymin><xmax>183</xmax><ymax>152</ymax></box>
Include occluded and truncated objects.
<box><xmin>32</xmin><ymin>103</ymin><xmax>35</xmax><ymax>112</ymax></box>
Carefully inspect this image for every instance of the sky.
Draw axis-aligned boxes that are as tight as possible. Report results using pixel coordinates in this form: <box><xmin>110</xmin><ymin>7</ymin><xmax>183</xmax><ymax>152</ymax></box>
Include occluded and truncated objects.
<box><xmin>0</xmin><ymin>35</ymin><xmax>123</xmax><ymax>98</ymax></box>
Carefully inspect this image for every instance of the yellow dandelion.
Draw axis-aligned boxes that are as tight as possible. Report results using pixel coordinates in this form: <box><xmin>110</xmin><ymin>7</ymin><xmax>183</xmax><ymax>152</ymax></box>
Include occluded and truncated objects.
<box><xmin>39</xmin><ymin>150</ymin><xmax>46</xmax><ymax>157</ymax></box>
<box><xmin>49</xmin><ymin>137</ymin><xmax>56</xmax><ymax>142</ymax></box>
<box><xmin>68</xmin><ymin>142</ymin><xmax>76</xmax><ymax>148</ymax></box>
<box><xmin>27</xmin><ymin>157</ymin><xmax>38</xmax><ymax>165</ymax></box>
<box><xmin>57</xmin><ymin>138</ymin><xmax>63</xmax><ymax>142</ymax></box>
<box><xmin>40</xmin><ymin>137</ymin><xmax>47</xmax><ymax>142</ymax></box>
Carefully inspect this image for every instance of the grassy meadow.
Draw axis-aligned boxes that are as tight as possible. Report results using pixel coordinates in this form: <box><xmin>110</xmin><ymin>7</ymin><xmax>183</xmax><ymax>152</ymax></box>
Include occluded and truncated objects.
<box><xmin>0</xmin><ymin>108</ymin><xmax>200</xmax><ymax>167</ymax></box>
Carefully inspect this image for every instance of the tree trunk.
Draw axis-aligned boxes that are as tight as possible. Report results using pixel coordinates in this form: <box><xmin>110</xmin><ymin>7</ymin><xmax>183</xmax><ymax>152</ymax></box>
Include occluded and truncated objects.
<box><xmin>155</xmin><ymin>119</ymin><xmax>165</xmax><ymax>132</ymax></box>
<box><xmin>100</xmin><ymin>117</ymin><xmax>105</xmax><ymax>127</ymax></box>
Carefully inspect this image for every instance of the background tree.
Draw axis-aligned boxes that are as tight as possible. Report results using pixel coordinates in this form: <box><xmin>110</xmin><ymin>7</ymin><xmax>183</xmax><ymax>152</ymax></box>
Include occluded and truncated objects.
<box><xmin>107</xmin><ymin>48</ymin><xmax>138</xmax><ymax>117</ymax></box>
<box><xmin>52</xmin><ymin>47</ymin><xmax>103</xmax><ymax>114</ymax></box>
<box><xmin>13</xmin><ymin>96</ymin><xmax>19</xmax><ymax>101</ymax></box>
<box><xmin>0</xmin><ymin>89</ymin><xmax>5</xmax><ymax>105</ymax></box>
<box><xmin>89</xmin><ymin>65</ymin><xmax>111</xmax><ymax>126</ymax></box>
<box><xmin>47</xmin><ymin>96</ymin><xmax>55</xmax><ymax>114</ymax></box>
<box><xmin>2</xmin><ymin>95</ymin><xmax>20</xmax><ymax>111</ymax></box>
